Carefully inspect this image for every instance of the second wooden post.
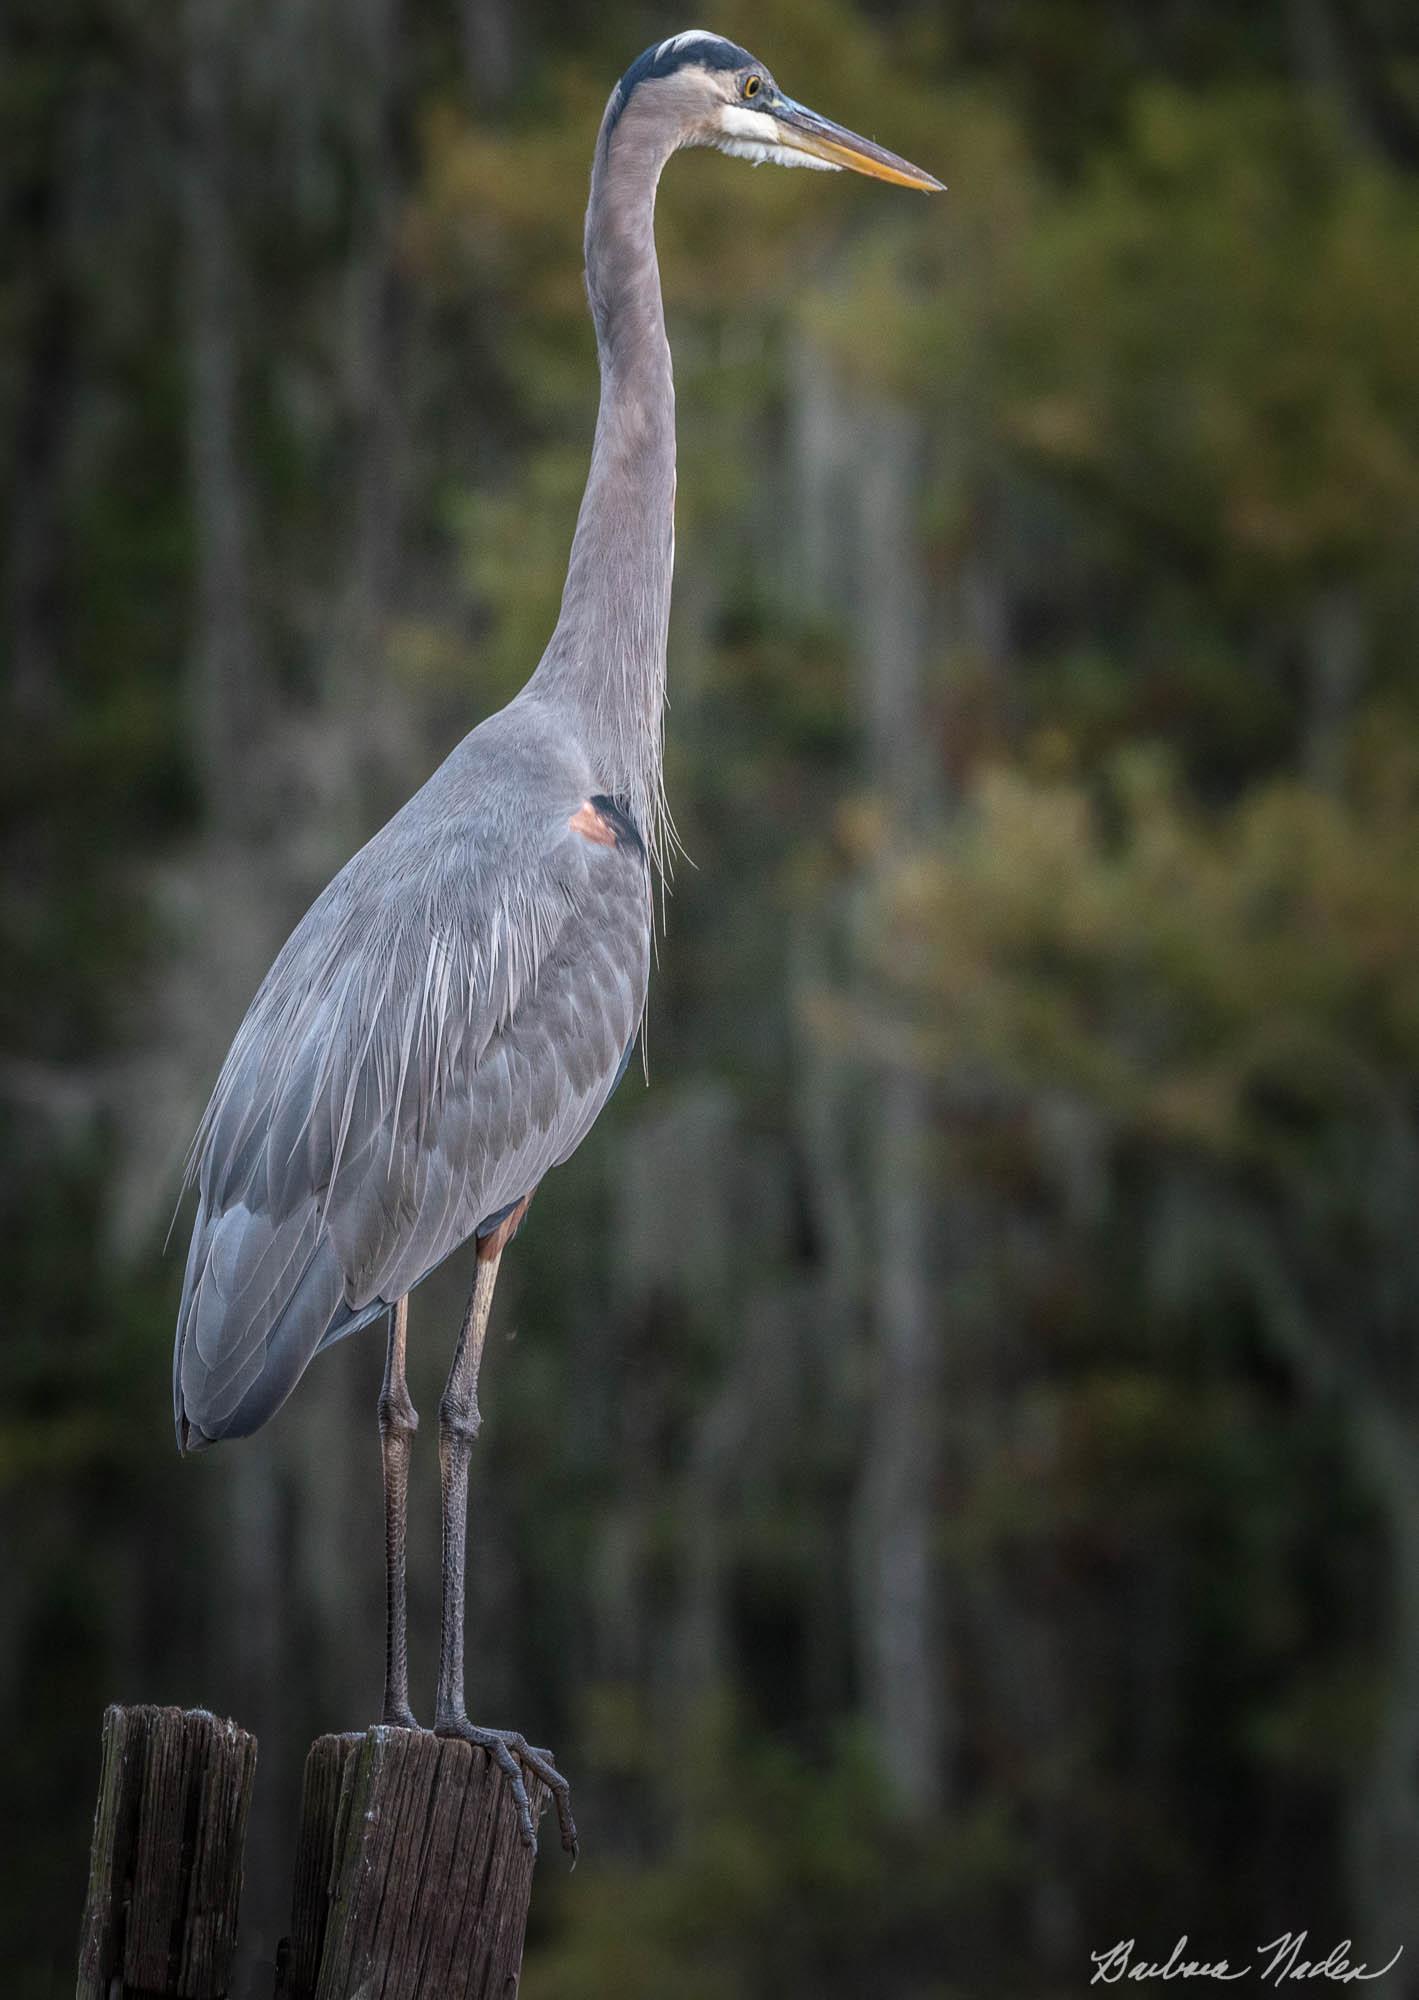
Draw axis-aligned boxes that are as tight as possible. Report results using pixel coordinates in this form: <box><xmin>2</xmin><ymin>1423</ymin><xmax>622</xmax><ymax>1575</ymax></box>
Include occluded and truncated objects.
<box><xmin>276</xmin><ymin>1725</ymin><xmax>548</xmax><ymax>2000</ymax></box>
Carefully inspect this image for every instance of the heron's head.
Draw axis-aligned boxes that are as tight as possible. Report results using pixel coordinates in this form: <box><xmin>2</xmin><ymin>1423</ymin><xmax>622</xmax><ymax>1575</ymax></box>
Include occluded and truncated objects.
<box><xmin>603</xmin><ymin>29</ymin><xmax>944</xmax><ymax>193</ymax></box>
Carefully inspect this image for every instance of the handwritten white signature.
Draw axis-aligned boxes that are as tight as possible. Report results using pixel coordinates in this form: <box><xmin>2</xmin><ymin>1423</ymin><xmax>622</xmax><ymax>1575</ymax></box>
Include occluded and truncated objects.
<box><xmin>1090</xmin><ymin>1935</ymin><xmax>1404</xmax><ymax>1987</ymax></box>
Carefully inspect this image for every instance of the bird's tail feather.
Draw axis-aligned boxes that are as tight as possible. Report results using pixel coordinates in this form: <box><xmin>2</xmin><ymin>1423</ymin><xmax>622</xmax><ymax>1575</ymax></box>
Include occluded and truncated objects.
<box><xmin>176</xmin><ymin>1229</ymin><xmax>370</xmax><ymax>1449</ymax></box>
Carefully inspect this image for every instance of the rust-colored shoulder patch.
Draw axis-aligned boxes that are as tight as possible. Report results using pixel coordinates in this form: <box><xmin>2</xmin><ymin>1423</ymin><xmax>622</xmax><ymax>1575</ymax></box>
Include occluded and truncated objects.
<box><xmin>569</xmin><ymin>799</ymin><xmax>618</xmax><ymax>846</ymax></box>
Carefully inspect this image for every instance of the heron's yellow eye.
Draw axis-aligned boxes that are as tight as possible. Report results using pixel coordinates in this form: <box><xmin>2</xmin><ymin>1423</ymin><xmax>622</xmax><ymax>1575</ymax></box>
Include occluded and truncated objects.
<box><xmin>743</xmin><ymin>74</ymin><xmax>762</xmax><ymax>99</ymax></box>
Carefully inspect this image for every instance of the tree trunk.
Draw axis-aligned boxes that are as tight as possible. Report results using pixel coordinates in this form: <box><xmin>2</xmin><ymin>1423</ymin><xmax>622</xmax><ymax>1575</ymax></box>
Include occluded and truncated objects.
<box><xmin>1345</xmin><ymin>1407</ymin><xmax>1419</xmax><ymax>1982</ymax></box>
<box><xmin>183</xmin><ymin>0</ymin><xmax>259</xmax><ymax>835</ymax></box>
<box><xmin>848</xmin><ymin>399</ymin><xmax>948</xmax><ymax>1818</ymax></box>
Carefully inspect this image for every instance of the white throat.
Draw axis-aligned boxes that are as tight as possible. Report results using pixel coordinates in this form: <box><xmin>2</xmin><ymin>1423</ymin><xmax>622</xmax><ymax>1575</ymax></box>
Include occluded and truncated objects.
<box><xmin>713</xmin><ymin>103</ymin><xmax>841</xmax><ymax>170</ymax></box>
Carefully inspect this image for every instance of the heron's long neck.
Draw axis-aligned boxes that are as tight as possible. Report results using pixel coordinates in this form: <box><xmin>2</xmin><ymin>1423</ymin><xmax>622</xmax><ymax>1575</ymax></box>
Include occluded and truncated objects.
<box><xmin>530</xmin><ymin>111</ymin><xmax>675</xmax><ymax>867</ymax></box>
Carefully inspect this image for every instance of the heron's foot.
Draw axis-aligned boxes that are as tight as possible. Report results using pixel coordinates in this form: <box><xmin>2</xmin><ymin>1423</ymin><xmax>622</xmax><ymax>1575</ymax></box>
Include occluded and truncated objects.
<box><xmin>380</xmin><ymin>1703</ymin><xmax>422</xmax><ymax>1731</ymax></box>
<box><xmin>434</xmin><ymin>1713</ymin><xmax>578</xmax><ymax>1861</ymax></box>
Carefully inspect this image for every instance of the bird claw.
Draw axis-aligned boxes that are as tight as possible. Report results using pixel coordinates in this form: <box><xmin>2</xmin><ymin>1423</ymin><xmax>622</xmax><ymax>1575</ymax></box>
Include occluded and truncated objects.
<box><xmin>434</xmin><ymin>1716</ymin><xmax>579</xmax><ymax>1861</ymax></box>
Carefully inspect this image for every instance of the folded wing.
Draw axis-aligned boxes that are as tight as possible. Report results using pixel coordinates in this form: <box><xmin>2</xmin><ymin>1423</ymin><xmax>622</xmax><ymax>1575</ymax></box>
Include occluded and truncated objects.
<box><xmin>174</xmin><ymin>785</ymin><xmax>649</xmax><ymax>1447</ymax></box>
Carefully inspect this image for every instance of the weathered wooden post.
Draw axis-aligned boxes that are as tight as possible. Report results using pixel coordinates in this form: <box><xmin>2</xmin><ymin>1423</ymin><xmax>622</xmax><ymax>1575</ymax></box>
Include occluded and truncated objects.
<box><xmin>275</xmin><ymin>1725</ymin><xmax>548</xmax><ymax>2000</ymax></box>
<box><xmin>76</xmin><ymin>1703</ymin><xmax>257</xmax><ymax>2000</ymax></box>
<box><xmin>274</xmin><ymin>1732</ymin><xmax>363</xmax><ymax>1999</ymax></box>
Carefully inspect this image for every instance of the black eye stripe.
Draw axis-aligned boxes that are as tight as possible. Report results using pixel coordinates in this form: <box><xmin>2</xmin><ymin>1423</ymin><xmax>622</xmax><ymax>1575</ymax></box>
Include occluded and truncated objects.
<box><xmin>622</xmin><ymin>35</ymin><xmax>752</xmax><ymax>95</ymax></box>
<box><xmin>606</xmin><ymin>35</ymin><xmax>761</xmax><ymax>143</ymax></box>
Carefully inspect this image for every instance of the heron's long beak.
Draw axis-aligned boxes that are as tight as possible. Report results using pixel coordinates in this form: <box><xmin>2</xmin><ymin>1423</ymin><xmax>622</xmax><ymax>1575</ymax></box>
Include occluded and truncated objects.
<box><xmin>770</xmin><ymin>96</ymin><xmax>944</xmax><ymax>192</ymax></box>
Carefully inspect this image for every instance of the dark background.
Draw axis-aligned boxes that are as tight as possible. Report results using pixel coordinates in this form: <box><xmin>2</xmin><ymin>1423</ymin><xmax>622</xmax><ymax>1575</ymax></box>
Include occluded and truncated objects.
<box><xmin>5</xmin><ymin>1</ymin><xmax>1419</xmax><ymax>1993</ymax></box>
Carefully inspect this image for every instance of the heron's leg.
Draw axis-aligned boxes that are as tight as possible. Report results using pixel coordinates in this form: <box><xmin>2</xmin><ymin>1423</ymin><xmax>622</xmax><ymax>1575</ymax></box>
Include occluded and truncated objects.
<box><xmin>433</xmin><ymin>1241</ymin><xmax>578</xmax><ymax>1858</ymax></box>
<box><xmin>378</xmin><ymin>1295</ymin><xmax>419</xmax><ymax>1730</ymax></box>
<box><xmin>433</xmin><ymin>1250</ymin><xmax>496</xmax><ymax>1728</ymax></box>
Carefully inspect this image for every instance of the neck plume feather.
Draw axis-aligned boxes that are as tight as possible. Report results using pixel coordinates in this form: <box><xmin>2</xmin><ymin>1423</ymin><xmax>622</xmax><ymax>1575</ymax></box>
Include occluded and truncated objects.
<box><xmin>528</xmin><ymin>94</ymin><xmax>678</xmax><ymax>878</ymax></box>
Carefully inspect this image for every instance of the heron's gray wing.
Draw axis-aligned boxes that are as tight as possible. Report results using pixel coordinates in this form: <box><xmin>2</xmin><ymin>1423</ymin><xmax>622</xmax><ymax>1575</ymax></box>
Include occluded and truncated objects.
<box><xmin>321</xmin><ymin>799</ymin><xmax>649</xmax><ymax>1308</ymax></box>
<box><xmin>175</xmin><ymin>771</ymin><xmax>649</xmax><ymax>1448</ymax></box>
<box><xmin>172</xmin><ymin>1191</ymin><xmax>365</xmax><ymax>1450</ymax></box>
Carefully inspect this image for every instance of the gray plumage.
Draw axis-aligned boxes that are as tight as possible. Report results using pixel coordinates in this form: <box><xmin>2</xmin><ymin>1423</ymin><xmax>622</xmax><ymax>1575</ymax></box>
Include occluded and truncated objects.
<box><xmin>174</xmin><ymin>717</ymin><xmax>649</xmax><ymax>1444</ymax></box>
<box><xmin>173</xmin><ymin>29</ymin><xmax>942</xmax><ymax>1454</ymax></box>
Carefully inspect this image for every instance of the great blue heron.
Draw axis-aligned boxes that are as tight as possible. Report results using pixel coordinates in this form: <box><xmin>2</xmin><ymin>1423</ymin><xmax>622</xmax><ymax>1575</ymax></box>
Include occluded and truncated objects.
<box><xmin>173</xmin><ymin>28</ymin><xmax>941</xmax><ymax>1855</ymax></box>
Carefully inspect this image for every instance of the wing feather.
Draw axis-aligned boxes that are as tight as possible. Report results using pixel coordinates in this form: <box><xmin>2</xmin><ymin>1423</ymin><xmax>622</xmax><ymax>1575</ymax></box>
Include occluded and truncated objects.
<box><xmin>175</xmin><ymin>720</ymin><xmax>650</xmax><ymax>1447</ymax></box>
